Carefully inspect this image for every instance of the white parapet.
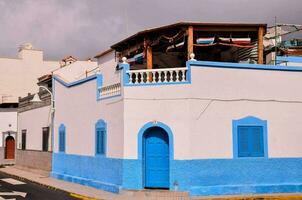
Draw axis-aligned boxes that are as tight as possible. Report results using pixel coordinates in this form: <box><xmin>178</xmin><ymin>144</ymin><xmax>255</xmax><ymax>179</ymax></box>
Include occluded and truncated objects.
<box><xmin>99</xmin><ymin>83</ymin><xmax>121</xmax><ymax>98</ymax></box>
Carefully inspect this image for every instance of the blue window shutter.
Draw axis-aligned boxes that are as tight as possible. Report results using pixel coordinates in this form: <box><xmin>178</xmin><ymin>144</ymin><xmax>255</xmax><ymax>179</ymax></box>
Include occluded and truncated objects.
<box><xmin>238</xmin><ymin>126</ymin><xmax>250</xmax><ymax>157</ymax></box>
<box><xmin>59</xmin><ymin>128</ymin><xmax>65</xmax><ymax>152</ymax></box>
<box><xmin>59</xmin><ymin>131</ymin><xmax>62</xmax><ymax>152</ymax></box>
<box><xmin>250</xmin><ymin>126</ymin><xmax>264</xmax><ymax>157</ymax></box>
<box><xmin>95</xmin><ymin>119</ymin><xmax>106</xmax><ymax>156</ymax></box>
<box><xmin>96</xmin><ymin>129</ymin><xmax>105</xmax><ymax>155</ymax></box>
<box><xmin>96</xmin><ymin>130</ymin><xmax>100</xmax><ymax>154</ymax></box>
<box><xmin>62</xmin><ymin>131</ymin><xmax>65</xmax><ymax>152</ymax></box>
<box><xmin>100</xmin><ymin>130</ymin><xmax>104</xmax><ymax>154</ymax></box>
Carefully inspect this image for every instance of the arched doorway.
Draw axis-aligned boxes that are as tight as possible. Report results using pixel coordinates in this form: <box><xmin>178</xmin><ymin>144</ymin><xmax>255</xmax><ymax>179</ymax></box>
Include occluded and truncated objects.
<box><xmin>5</xmin><ymin>136</ymin><xmax>15</xmax><ymax>159</ymax></box>
<box><xmin>144</xmin><ymin>127</ymin><xmax>169</xmax><ymax>189</ymax></box>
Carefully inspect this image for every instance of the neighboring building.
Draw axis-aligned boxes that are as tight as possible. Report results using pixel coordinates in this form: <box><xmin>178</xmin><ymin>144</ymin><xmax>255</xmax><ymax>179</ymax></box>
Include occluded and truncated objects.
<box><xmin>16</xmin><ymin>59</ymin><xmax>97</xmax><ymax>171</ymax></box>
<box><xmin>50</xmin><ymin>22</ymin><xmax>301</xmax><ymax>196</ymax></box>
<box><xmin>0</xmin><ymin>43</ymin><xmax>59</xmax><ymax>104</ymax></box>
<box><xmin>0</xmin><ymin>43</ymin><xmax>59</xmax><ymax>165</ymax></box>
<box><xmin>16</xmin><ymin>75</ymin><xmax>53</xmax><ymax>171</ymax></box>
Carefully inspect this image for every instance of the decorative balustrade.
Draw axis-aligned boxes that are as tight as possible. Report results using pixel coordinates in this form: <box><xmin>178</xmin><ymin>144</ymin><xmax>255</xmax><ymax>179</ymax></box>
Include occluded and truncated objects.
<box><xmin>126</xmin><ymin>67</ymin><xmax>188</xmax><ymax>85</ymax></box>
<box><xmin>99</xmin><ymin>83</ymin><xmax>121</xmax><ymax>98</ymax></box>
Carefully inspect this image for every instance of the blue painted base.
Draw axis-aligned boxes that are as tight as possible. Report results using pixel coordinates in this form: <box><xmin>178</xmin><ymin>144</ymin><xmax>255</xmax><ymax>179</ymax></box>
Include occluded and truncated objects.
<box><xmin>51</xmin><ymin>153</ymin><xmax>123</xmax><ymax>193</ymax></box>
<box><xmin>190</xmin><ymin>184</ymin><xmax>302</xmax><ymax>196</ymax></box>
<box><xmin>51</xmin><ymin>172</ymin><xmax>121</xmax><ymax>193</ymax></box>
<box><xmin>51</xmin><ymin>153</ymin><xmax>302</xmax><ymax>197</ymax></box>
<box><xmin>171</xmin><ymin>158</ymin><xmax>302</xmax><ymax>196</ymax></box>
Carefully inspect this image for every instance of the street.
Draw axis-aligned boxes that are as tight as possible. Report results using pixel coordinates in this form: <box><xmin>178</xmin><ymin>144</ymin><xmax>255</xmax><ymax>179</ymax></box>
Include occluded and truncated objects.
<box><xmin>0</xmin><ymin>171</ymin><xmax>79</xmax><ymax>200</ymax></box>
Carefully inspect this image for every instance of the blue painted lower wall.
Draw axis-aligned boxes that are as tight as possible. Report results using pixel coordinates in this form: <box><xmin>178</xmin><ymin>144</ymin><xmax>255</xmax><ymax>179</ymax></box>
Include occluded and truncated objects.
<box><xmin>51</xmin><ymin>153</ymin><xmax>123</xmax><ymax>193</ymax></box>
<box><xmin>51</xmin><ymin>153</ymin><xmax>302</xmax><ymax>196</ymax></box>
<box><xmin>171</xmin><ymin>158</ymin><xmax>302</xmax><ymax>196</ymax></box>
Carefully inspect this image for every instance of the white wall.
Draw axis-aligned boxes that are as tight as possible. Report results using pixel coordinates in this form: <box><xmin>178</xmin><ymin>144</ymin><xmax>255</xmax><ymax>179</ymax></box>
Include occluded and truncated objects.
<box><xmin>18</xmin><ymin>106</ymin><xmax>50</xmax><ymax>150</ymax></box>
<box><xmin>123</xmin><ymin>66</ymin><xmax>302</xmax><ymax>159</ymax></box>
<box><xmin>0</xmin><ymin>111</ymin><xmax>17</xmax><ymax>147</ymax></box>
<box><xmin>0</xmin><ymin>49</ymin><xmax>59</xmax><ymax>103</ymax></box>
<box><xmin>96</xmin><ymin>51</ymin><xmax>121</xmax><ymax>86</ymax></box>
<box><xmin>53</xmin><ymin>77</ymin><xmax>124</xmax><ymax>158</ymax></box>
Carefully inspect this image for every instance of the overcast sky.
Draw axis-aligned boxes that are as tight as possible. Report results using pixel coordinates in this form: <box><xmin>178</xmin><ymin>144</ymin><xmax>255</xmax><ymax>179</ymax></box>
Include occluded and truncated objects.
<box><xmin>0</xmin><ymin>0</ymin><xmax>301</xmax><ymax>60</ymax></box>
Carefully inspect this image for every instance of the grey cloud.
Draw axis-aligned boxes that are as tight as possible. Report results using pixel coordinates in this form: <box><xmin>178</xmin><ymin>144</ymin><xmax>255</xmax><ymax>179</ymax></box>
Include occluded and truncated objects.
<box><xmin>0</xmin><ymin>0</ymin><xmax>301</xmax><ymax>60</ymax></box>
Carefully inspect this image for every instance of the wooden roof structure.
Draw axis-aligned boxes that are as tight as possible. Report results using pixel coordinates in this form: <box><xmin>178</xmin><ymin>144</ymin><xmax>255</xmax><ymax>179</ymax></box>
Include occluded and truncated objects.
<box><xmin>110</xmin><ymin>22</ymin><xmax>267</xmax><ymax>65</ymax></box>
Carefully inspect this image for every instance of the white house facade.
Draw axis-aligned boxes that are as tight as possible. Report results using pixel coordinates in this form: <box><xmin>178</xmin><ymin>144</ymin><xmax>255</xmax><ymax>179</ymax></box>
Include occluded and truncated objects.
<box><xmin>51</xmin><ymin>55</ymin><xmax>302</xmax><ymax>196</ymax></box>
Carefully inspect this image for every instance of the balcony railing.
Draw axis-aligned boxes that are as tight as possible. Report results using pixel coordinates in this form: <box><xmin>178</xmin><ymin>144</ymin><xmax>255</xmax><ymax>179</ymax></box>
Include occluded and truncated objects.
<box><xmin>99</xmin><ymin>83</ymin><xmax>121</xmax><ymax>98</ymax></box>
<box><xmin>126</xmin><ymin>67</ymin><xmax>188</xmax><ymax>85</ymax></box>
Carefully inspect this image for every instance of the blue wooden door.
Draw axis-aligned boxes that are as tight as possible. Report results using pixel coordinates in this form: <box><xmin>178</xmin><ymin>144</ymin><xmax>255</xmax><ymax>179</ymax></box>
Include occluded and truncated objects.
<box><xmin>144</xmin><ymin>128</ymin><xmax>169</xmax><ymax>188</ymax></box>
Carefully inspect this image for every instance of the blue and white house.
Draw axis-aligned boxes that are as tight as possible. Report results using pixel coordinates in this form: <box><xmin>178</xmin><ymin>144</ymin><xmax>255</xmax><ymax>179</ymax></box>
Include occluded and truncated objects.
<box><xmin>50</xmin><ymin>22</ymin><xmax>302</xmax><ymax>196</ymax></box>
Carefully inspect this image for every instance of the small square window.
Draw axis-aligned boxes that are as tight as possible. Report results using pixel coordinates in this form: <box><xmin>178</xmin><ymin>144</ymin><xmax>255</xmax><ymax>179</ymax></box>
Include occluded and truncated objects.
<box><xmin>238</xmin><ymin>126</ymin><xmax>264</xmax><ymax>157</ymax></box>
<box><xmin>232</xmin><ymin>116</ymin><xmax>268</xmax><ymax>158</ymax></box>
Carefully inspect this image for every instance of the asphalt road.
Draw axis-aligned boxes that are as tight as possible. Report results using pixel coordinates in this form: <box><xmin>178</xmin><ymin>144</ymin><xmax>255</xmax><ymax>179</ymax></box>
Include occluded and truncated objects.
<box><xmin>0</xmin><ymin>171</ymin><xmax>79</xmax><ymax>200</ymax></box>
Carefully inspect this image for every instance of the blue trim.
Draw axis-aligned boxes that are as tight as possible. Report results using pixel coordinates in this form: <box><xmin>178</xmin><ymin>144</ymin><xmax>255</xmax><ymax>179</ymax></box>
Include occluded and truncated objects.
<box><xmin>53</xmin><ymin>74</ymin><xmax>97</xmax><ymax>88</ymax></box>
<box><xmin>121</xmin><ymin>63</ymin><xmax>130</xmax><ymax>87</ymax></box>
<box><xmin>96</xmin><ymin>74</ymin><xmax>103</xmax><ymax>101</ymax></box>
<box><xmin>58</xmin><ymin>124</ymin><xmax>66</xmax><ymax>153</ymax></box>
<box><xmin>277</xmin><ymin>56</ymin><xmax>302</xmax><ymax>63</ymax></box>
<box><xmin>189</xmin><ymin>60</ymin><xmax>302</xmax><ymax>72</ymax></box>
<box><xmin>186</xmin><ymin>60</ymin><xmax>192</xmax><ymax>83</ymax></box>
<box><xmin>232</xmin><ymin>116</ymin><xmax>268</xmax><ymax>158</ymax></box>
<box><xmin>138</xmin><ymin>121</ymin><xmax>174</xmax><ymax>160</ymax></box>
<box><xmin>95</xmin><ymin>119</ymin><xmax>107</xmax><ymax>156</ymax></box>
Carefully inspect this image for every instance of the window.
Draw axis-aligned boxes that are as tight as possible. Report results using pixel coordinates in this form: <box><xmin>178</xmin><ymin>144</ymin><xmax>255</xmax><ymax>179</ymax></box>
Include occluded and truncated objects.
<box><xmin>21</xmin><ymin>130</ymin><xmax>26</xmax><ymax>150</ymax></box>
<box><xmin>232</xmin><ymin>116</ymin><xmax>268</xmax><ymax>158</ymax></box>
<box><xmin>95</xmin><ymin>119</ymin><xmax>106</xmax><ymax>155</ymax></box>
<box><xmin>42</xmin><ymin>127</ymin><xmax>49</xmax><ymax>152</ymax></box>
<box><xmin>59</xmin><ymin>124</ymin><xmax>66</xmax><ymax>152</ymax></box>
<box><xmin>237</xmin><ymin>126</ymin><xmax>264</xmax><ymax>157</ymax></box>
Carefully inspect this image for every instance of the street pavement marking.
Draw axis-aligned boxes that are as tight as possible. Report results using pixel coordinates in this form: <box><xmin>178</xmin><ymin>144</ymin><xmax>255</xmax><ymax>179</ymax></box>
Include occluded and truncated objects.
<box><xmin>0</xmin><ymin>178</ymin><xmax>26</xmax><ymax>185</ymax></box>
<box><xmin>0</xmin><ymin>190</ymin><xmax>27</xmax><ymax>198</ymax></box>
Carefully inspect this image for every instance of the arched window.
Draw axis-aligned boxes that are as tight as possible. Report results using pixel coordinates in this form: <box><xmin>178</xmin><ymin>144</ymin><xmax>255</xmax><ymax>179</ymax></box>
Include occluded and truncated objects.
<box><xmin>59</xmin><ymin>124</ymin><xmax>66</xmax><ymax>152</ymax></box>
<box><xmin>95</xmin><ymin>119</ymin><xmax>106</xmax><ymax>155</ymax></box>
<box><xmin>232</xmin><ymin>116</ymin><xmax>268</xmax><ymax>158</ymax></box>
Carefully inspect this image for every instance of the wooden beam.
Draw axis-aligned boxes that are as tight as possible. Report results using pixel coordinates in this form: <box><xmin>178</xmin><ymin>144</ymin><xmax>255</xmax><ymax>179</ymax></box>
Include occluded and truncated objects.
<box><xmin>146</xmin><ymin>45</ymin><xmax>153</xmax><ymax>69</ymax></box>
<box><xmin>187</xmin><ymin>26</ymin><xmax>194</xmax><ymax>60</ymax></box>
<box><xmin>258</xmin><ymin>26</ymin><xmax>264</xmax><ymax>64</ymax></box>
<box><xmin>146</xmin><ymin>45</ymin><xmax>153</xmax><ymax>82</ymax></box>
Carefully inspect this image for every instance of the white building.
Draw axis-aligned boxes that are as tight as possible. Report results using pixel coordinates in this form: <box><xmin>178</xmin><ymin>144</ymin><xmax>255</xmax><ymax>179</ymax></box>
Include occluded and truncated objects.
<box><xmin>0</xmin><ymin>43</ymin><xmax>59</xmax><ymax>164</ymax></box>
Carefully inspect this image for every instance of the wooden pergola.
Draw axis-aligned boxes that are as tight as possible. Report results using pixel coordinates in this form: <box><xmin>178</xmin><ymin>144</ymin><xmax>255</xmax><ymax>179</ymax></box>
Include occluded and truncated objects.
<box><xmin>111</xmin><ymin>22</ymin><xmax>267</xmax><ymax>68</ymax></box>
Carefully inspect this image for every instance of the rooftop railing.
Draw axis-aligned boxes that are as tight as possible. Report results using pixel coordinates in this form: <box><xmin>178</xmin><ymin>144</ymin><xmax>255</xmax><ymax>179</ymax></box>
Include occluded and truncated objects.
<box><xmin>126</xmin><ymin>67</ymin><xmax>188</xmax><ymax>85</ymax></box>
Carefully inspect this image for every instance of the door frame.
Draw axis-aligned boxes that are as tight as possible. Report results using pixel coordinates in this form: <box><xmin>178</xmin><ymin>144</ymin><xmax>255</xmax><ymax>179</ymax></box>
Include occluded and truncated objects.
<box><xmin>138</xmin><ymin>121</ymin><xmax>174</xmax><ymax>189</ymax></box>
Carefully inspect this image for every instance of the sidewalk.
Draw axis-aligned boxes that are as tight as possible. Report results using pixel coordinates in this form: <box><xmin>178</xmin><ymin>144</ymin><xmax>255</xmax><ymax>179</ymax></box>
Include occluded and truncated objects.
<box><xmin>0</xmin><ymin>165</ymin><xmax>117</xmax><ymax>200</ymax></box>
